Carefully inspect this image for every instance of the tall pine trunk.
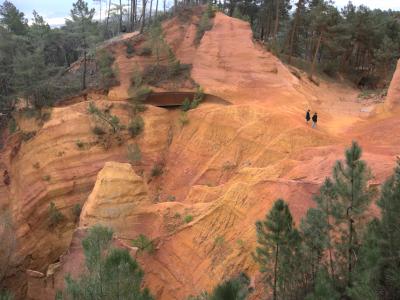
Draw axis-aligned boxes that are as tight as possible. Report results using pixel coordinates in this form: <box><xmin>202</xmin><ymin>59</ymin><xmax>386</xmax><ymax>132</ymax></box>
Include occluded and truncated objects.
<box><xmin>273</xmin><ymin>0</ymin><xmax>280</xmax><ymax>44</ymax></box>
<box><xmin>163</xmin><ymin>0</ymin><xmax>166</xmax><ymax>14</ymax></box>
<box><xmin>82</xmin><ymin>50</ymin><xmax>87</xmax><ymax>90</ymax></box>
<box><xmin>140</xmin><ymin>0</ymin><xmax>147</xmax><ymax>33</ymax></box>
<box><xmin>106</xmin><ymin>0</ymin><xmax>112</xmax><ymax>36</ymax></box>
<box><xmin>273</xmin><ymin>243</ymin><xmax>279</xmax><ymax>300</ymax></box>
<box><xmin>347</xmin><ymin>164</ymin><xmax>355</xmax><ymax>288</ymax></box>
<box><xmin>155</xmin><ymin>0</ymin><xmax>159</xmax><ymax>18</ymax></box>
<box><xmin>310</xmin><ymin>32</ymin><xmax>322</xmax><ymax>80</ymax></box>
<box><xmin>119</xmin><ymin>0</ymin><xmax>123</xmax><ymax>33</ymax></box>
<box><xmin>149</xmin><ymin>0</ymin><xmax>153</xmax><ymax>23</ymax></box>
<box><xmin>288</xmin><ymin>0</ymin><xmax>303</xmax><ymax>64</ymax></box>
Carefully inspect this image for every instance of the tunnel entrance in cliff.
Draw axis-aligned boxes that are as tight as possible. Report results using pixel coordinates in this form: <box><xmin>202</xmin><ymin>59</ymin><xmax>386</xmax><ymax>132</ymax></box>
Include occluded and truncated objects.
<box><xmin>144</xmin><ymin>92</ymin><xmax>231</xmax><ymax>108</ymax></box>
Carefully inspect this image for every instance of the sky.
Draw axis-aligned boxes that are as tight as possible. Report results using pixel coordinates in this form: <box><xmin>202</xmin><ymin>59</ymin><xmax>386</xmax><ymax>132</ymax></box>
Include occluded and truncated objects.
<box><xmin>9</xmin><ymin>0</ymin><xmax>400</xmax><ymax>27</ymax></box>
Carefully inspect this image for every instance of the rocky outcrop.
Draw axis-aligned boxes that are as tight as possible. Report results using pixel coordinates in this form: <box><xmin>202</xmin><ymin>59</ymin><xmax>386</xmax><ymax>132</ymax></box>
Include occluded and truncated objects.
<box><xmin>385</xmin><ymin>59</ymin><xmax>400</xmax><ymax>110</ymax></box>
<box><xmin>80</xmin><ymin>162</ymin><xmax>150</xmax><ymax>234</ymax></box>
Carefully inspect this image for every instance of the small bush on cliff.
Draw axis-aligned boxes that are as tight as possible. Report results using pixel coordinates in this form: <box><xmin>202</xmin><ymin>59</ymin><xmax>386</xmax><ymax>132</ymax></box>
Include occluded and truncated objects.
<box><xmin>71</xmin><ymin>203</ymin><xmax>82</xmax><ymax>223</ymax></box>
<box><xmin>194</xmin><ymin>10</ymin><xmax>213</xmax><ymax>46</ymax></box>
<box><xmin>61</xmin><ymin>225</ymin><xmax>153</xmax><ymax>300</ymax></box>
<box><xmin>181</xmin><ymin>98</ymin><xmax>192</xmax><ymax>112</ymax></box>
<box><xmin>124</xmin><ymin>41</ymin><xmax>135</xmax><ymax>57</ymax></box>
<box><xmin>128</xmin><ymin>115</ymin><xmax>144</xmax><ymax>137</ymax></box>
<box><xmin>0</xmin><ymin>290</ymin><xmax>13</xmax><ymax>300</ymax></box>
<box><xmin>131</xmin><ymin>234</ymin><xmax>154</xmax><ymax>256</ymax></box>
<box><xmin>21</xmin><ymin>131</ymin><xmax>36</xmax><ymax>142</ymax></box>
<box><xmin>48</xmin><ymin>202</ymin><xmax>64</xmax><ymax>228</ymax></box>
<box><xmin>8</xmin><ymin>118</ymin><xmax>18</xmax><ymax>134</ymax></box>
<box><xmin>184</xmin><ymin>215</ymin><xmax>193</xmax><ymax>223</ymax></box>
<box><xmin>127</xmin><ymin>143</ymin><xmax>142</xmax><ymax>165</ymax></box>
<box><xmin>96</xmin><ymin>49</ymin><xmax>119</xmax><ymax>90</ymax></box>
<box><xmin>188</xmin><ymin>273</ymin><xmax>251</xmax><ymax>300</ymax></box>
<box><xmin>150</xmin><ymin>162</ymin><xmax>163</xmax><ymax>177</ymax></box>
<box><xmin>179</xmin><ymin>112</ymin><xmax>189</xmax><ymax>127</ymax></box>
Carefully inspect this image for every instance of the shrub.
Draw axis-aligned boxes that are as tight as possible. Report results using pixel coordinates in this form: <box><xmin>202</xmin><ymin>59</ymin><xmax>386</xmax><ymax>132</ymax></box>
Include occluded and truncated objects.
<box><xmin>92</xmin><ymin>126</ymin><xmax>106</xmax><ymax>135</ymax></box>
<box><xmin>0</xmin><ymin>290</ymin><xmax>13</xmax><ymax>300</ymax></box>
<box><xmin>133</xmin><ymin>86</ymin><xmax>152</xmax><ymax>102</ymax></box>
<box><xmin>150</xmin><ymin>163</ymin><xmax>163</xmax><ymax>177</ymax></box>
<box><xmin>181</xmin><ymin>98</ymin><xmax>192</xmax><ymax>112</ymax></box>
<box><xmin>88</xmin><ymin>102</ymin><xmax>99</xmax><ymax>114</ymax></box>
<box><xmin>72</xmin><ymin>203</ymin><xmax>82</xmax><ymax>222</ymax></box>
<box><xmin>137</xmin><ymin>47</ymin><xmax>152</xmax><ymax>56</ymax></box>
<box><xmin>76</xmin><ymin>140</ymin><xmax>85</xmax><ymax>149</ymax></box>
<box><xmin>127</xmin><ymin>143</ymin><xmax>142</xmax><ymax>165</ymax></box>
<box><xmin>179</xmin><ymin>112</ymin><xmax>189</xmax><ymax>127</ymax></box>
<box><xmin>62</xmin><ymin>225</ymin><xmax>153</xmax><ymax>299</ymax></box>
<box><xmin>48</xmin><ymin>202</ymin><xmax>64</xmax><ymax>227</ymax></box>
<box><xmin>33</xmin><ymin>162</ymin><xmax>40</xmax><ymax>169</ymax></box>
<box><xmin>21</xmin><ymin>108</ymin><xmax>40</xmax><ymax>119</ymax></box>
<box><xmin>96</xmin><ymin>49</ymin><xmax>118</xmax><ymax>89</ymax></box>
<box><xmin>40</xmin><ymin>111</ymin><xmax>51</xmax><ymax>122</ymax></box>
<box><xmin>174</xmin><ymin>212</ymin><xmax>181</xmax><ymax>219</ymax></box>
<box><xmin>184</xmin><ymin>215</ymin><xmax>193</xmax><ymax>223</ymax></box>
<box><xmin>8</xmin><ymin>118</ymin><xmax>17</xmax><ymax>134</ymax></box>
<box><xmin>109</xmin><ymin>115</ymin><xmax>120</xmax><ymax>131</ymax></box>
<box><xmin>21</xmin><ymin>131</ymin><xmax>36</xmax><ymax>141</ymax></box>
<box><xmin>232</xmin><ymin>7</ymin><xmax>250</xmax><ymax>21</ymax></box>
<box><xmin>124</xmin><ymin>41</ymin><xmax>135</xmax><ymax>57</ymax></box>
<box><xmin>194</xmin><ymin>10</ymin><xmax>213</xmax><ymax>46</ymax></box>
<box><xmin>131</xmin><ymin>234</ymin><xmax>154</xmax><ymax>255</ymax></box>
<box><xmin>167</xmin><ymin>195</ymin><xmax>176</xmax><ymax>202</ymax></box>
<box><xmin>214</xmin><ymin>236</ymin><xmax>225</xmax><ymax>247</ymax></box>
<box><xmin>322</xmin><ymin>61</ymin><xmax>339</xmax><ymax>77</ymax></box>
<box><xmin>128</xmin><ymin>115</ymin><xmax>144</xmax><ymax>137</ymax></box>
<box><xmin>43</xmin><ymin>175</ymin><xmax>51</xmax><ymax>181</ymax></box>
<box><xmin>191</xmin><ymin>86</ymin><xmax>204</xmax><ymax>109</ymax></box>
<box><xmin>236</xmin><ymin>239</ymin><xmax>245</xmax><ymax>249</ymax></box>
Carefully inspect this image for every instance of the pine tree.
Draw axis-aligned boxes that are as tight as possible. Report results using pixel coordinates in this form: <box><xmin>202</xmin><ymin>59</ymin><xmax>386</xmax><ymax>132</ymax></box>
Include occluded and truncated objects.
<box><xmin>332</xmin><ymin>141</ymin><xmax>375</xmax><ymax>289</ymax></box>
<box><xmin>351</xmin><ymin>160</ymin><xmax>400</xmax><ymax>299</ymax></box>
<box><xmin>300</xmin><ymin>208</ymin><xmax>329</xmax><ymax>286</ymax></box>
<box><xmin>67</xmin><ymin>0</ymin><xmax>97</xmax><ymax>90</ymax></box>
<box><xmin>312</xmin><ymin>178</ymin><xmax>338</xmax><ymax>281</ymax></box>
<box><xmin>0</xmin><ymin>1</ymin><xmax>27</xmax><ymax>35</ymax></box>
<box><xmin>63</xmin><ymin>225</ymin><xmax>153</xmax><ymax>300</ymax></box>
<box><xmin>253</xmin><ymin>199</ymin><xmax>297</xmax><ymax>300</ymax></box>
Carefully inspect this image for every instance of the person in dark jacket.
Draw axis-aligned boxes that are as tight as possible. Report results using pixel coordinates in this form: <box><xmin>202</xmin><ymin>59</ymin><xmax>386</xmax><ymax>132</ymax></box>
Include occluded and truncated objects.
<box><xmin>312</xmin><ymin>112</ymin><xmax>318</xmax><ymax>128</ymax></box>
<box><xmin>305</xmin><ymin>109</ymin><xmax>311</xmax><ymax>124</ymax></box>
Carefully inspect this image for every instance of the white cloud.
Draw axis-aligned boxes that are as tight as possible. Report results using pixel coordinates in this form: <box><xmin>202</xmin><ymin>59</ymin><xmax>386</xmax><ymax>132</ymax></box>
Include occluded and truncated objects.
<box><xmin>45</xmin><ymin>16</ymin><xmax>68</xmax><ymax>27</ymax></box>
<box><xmin>334</xmin><ymin>0</ymin><xmax>400</xmax><ymax>10</ymax></box>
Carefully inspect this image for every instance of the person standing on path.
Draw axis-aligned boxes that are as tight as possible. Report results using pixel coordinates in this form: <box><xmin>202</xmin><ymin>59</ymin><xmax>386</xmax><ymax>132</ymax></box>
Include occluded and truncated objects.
<box><xmin>305</xmin><ymin>109</ymin><xmax>311</xmax><ymax>124</ymax></box>
<box><xmin>312</xmin><ymin>112</ymin><xmax>318</xmax><ymax>128</ymax></box>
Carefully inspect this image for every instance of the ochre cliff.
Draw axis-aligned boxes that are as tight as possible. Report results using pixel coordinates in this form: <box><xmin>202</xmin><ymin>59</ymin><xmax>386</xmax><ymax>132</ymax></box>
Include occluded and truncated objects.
<box><xmin>1</xmin><ymin>10</ymin><xmax>400</xmax><ymax>300</ymax></box>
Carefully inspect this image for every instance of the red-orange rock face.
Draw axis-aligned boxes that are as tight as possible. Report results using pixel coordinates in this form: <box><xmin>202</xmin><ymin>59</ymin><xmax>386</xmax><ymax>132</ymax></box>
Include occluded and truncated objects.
<box><xmin>1</xmin><ymin>10</ymin><xmax>400</xmax><ymax>300</ymax></box>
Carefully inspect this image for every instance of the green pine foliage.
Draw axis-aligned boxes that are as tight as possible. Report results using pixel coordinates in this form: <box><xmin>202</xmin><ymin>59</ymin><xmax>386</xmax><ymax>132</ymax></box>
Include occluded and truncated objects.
<box><xmin>131</xmin><ymin>234</ymin><xmax>154</xmax><ymax>255</ymax></box>
<box><xmin>349</xmin><ymin>160</ymin><xmax>400</xmax><ymax>299</ymax></box>
<box><xmin>195</xmin><ymin>9</ymin><xmax>213</xmax><ymax>46</ymax></box>
<box><xmin>127</xmin><ymin>143</ymin><xmax>142</xmax><ymax>165</ymax></box>
<box><xmin>62</xmin><ymin>225</ymin><xmax>153</xmax><ymax>300</ymax></box>
<box><xmin>332</xmin><ymin>141</ymin><xmax>376</xmax><ymax>289</ymax></box>
<box><xmin>48</xmin><ymin>202</ymin><xmax>64</xmax><ymax>228</ymax></box>
<box><xmin>96</xmin><ymin>49</ymin><xmax>118</xmax><ymax>90</ymax></box>
<box><xmin>253</xmin><ymin>199</ymin><xmax>300</xmax><ymax>300</ymax></box>
<box><xmin>188</xmin><ymin>273</ymin><xmax>250</xmax><ymax>300</ymax></box>
<box><xmin>128</xmin><ymin>115</ymin><xmax>144</xmax><ymax>137</ymax></box>
<box><xmin>253</xmin><ymin>142</ymin><xmax>386</xmax><ymax>299</ymax></box>
<box><xmin>0</xmin><ymin>290</ymin><xmax>13</xmax><ymax>300</ymax></box>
